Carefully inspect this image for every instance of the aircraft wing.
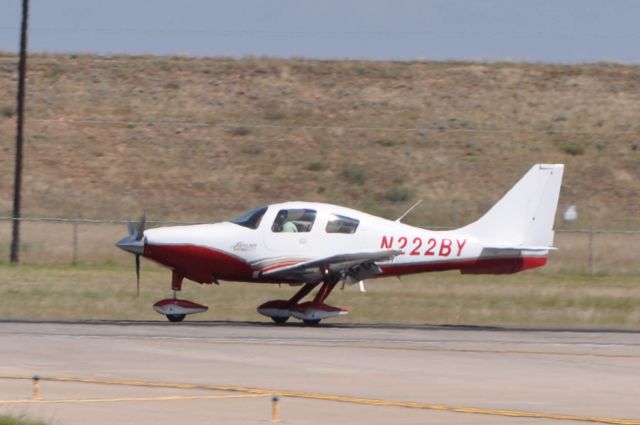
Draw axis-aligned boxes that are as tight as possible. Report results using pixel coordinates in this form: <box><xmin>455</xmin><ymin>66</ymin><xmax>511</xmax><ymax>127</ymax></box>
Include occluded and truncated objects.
<box><xmin>261</xmin><ymin>250</ymin><xmax>402</xmax><ymax>282</ymax></box>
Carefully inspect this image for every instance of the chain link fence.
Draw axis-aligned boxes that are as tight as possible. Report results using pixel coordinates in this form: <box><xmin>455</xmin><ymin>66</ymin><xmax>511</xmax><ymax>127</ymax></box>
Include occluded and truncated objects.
<box><xmin>1</xmin><ymin>217</ymin><xmax>639</xmax><ymax>275</ymax></box>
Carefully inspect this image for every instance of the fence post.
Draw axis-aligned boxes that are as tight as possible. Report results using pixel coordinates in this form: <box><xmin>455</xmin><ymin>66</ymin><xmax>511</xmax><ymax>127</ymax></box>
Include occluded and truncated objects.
<box><xmin>587</xmin><ymin>229</ymin><xmax>595</xmax><ymax>275</ymax></box>
<box><xmin>72</xmin><ymin>220</ymin><xmax>79</xmax><ymax>266</ymax></box>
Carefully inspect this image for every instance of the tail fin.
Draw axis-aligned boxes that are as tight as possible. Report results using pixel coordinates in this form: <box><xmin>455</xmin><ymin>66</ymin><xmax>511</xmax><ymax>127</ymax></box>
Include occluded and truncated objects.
<box><xmin>458</xmin><ymin>164</ymin><xmax>564</xmax><ymax>247</ymax></box>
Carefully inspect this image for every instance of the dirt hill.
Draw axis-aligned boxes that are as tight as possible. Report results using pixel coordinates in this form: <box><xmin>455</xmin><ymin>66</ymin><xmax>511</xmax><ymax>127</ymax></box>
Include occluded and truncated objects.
<box><xmin>1</xmin><ymin>55</ymin><xmax>639</xmax><ymax>229</ymax></box>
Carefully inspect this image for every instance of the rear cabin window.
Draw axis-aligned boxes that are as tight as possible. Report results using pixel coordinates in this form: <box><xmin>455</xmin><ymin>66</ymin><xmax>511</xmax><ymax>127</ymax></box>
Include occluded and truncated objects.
<box><xmin>271</xmin><ymin>209</ymin><xmax>317</xmax><ymax>233</ymax></box>
<box><xmin>228</xmin><ymin>206</ymin><xmax>267</xmax><ymax>230</ymax></box>
<box><xmin>325</xmin><ymin>214</ymin><xmax>359</xmax><ymax>234</ymax></box>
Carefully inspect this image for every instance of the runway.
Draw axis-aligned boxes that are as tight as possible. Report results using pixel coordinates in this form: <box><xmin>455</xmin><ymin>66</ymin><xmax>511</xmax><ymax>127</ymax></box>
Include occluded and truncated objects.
<box><xmin>0</xmin><ymin>321</ymin><xmax>638</xmax><ymax>424</ymax></box>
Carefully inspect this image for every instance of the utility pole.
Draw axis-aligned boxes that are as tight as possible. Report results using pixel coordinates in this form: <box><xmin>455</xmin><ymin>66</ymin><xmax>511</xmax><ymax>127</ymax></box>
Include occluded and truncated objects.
<box><xmin>10</xmin><ymin>0</ymin><xmax>29</xmax><ymax>263</ymax></box>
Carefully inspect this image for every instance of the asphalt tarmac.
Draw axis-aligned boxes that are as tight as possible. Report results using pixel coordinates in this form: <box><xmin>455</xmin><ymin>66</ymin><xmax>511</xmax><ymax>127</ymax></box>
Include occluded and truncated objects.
<box><xmin>0</xmin><ymin>320</ymin><xmax>638</xmax><ymax>425</ymax></box>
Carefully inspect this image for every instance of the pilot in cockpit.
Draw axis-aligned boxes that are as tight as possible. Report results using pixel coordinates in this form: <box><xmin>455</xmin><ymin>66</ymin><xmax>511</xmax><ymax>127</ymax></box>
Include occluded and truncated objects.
<box><xmin>273</xmin><ymin>210</ymin><xmax>298</xmax><ymax>232</ymax></box>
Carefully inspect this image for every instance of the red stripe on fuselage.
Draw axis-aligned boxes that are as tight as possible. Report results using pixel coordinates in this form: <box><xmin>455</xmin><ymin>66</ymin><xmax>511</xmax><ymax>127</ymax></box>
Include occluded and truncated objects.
<box><xmin>144</xmin><ymin>244</ymin><xmax>254</xmax><ymax>283</ymax></box>
<box><xmin>260</xmin><ymin>260</ymin><xmax>305</xmax><ymax>273</ymax></box>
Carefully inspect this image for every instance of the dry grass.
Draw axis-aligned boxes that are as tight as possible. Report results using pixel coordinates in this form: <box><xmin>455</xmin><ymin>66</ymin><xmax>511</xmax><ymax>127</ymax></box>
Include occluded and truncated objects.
<box><xmin>0</xmin><ymin>55</ymin><xmax>639</xmax><ymax>229</ymax></box>
<box><xmin>0</xmin><ymin>264</ymin><xmax>638</xmax><ymax>329</ymax></box>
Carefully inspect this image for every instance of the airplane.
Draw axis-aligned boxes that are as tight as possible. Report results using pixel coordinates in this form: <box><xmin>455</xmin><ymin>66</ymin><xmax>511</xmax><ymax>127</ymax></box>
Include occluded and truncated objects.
<box><xmin>116</xmin><ymin>164</ymin><xmax>564</xmax><ymax>325</ymax></box>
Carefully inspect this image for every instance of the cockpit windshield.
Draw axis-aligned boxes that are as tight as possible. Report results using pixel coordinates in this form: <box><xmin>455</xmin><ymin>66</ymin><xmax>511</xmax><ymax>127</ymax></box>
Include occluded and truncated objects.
<box><xmin>228</xmin><ymin>206</ymin><xmax>268</xmax><ymax>229</ymax></box>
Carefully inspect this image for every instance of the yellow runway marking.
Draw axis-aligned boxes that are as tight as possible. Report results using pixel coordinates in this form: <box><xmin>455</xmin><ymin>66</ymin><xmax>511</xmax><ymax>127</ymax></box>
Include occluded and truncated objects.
<box><xmin>1</xmin><ymin>375</ymin><xmax>638</xmax><ymax>425</ymax></box>
<box><xmin>0</xmin><ymin>393</ymin><xmax>265</xmax><ymax>404</ymax></box>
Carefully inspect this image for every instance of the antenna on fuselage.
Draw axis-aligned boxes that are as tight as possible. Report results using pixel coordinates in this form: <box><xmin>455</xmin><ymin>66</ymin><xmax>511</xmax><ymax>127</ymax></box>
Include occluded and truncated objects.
<box><xmin>395</xmin><ymin>199</ymin><xmax>423</xmax><ymax>223</ymax></box>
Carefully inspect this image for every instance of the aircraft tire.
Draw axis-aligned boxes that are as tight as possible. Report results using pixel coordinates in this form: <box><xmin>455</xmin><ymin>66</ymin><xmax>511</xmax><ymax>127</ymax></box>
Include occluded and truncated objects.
<box><xmin>303</xmin><ymin>319</ymin><xmax>321</xmax><ymax>326</ymax></box>
<box><xmin>166</xmin><ymin>314</ymin><xmax>186</xmax><ymax>322</ymax></box>
<box><xmin>271</xmin><ymin>316</ymin><xmax>289</xmax><ymax>324</ymax></box>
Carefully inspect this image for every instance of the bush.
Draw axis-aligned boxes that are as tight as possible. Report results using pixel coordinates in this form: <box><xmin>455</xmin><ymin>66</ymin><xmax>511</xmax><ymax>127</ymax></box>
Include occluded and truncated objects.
<box><xmin>1</xmin><ymin>105</ymin><xmax>15</xmax><ymax>118</ymax></box>
<box><xmin>264</xmin><ymin>111</ymin><xmax>286</xmax><ymax>121</ymax></box>
<box><xmin>385</xmin><ymin>187</ymin><xmax>413</xmax><ymax>203</ymax></box>
<box><xmin>557</xmin><ymin>140</ymin><xmax>585</xmax><ymax>155</ymax></box>
<box><xmin>374</xmin><ymin>139</ymin><xmax>405</xmax><ymax>147</ymax></box>
<box><xmin>45</xmin><ymin>64</ymin><xmax>64</xmax><ymax>79</ymax></box>
<box><xmin>241</xmin><ymin>144</ymin><xmax>262</xmax><ymax>155</ymax></box>
<box><xmin>552</xmin><ymin>112</ymin><xmax>569</xmax><ymax>122</ymax></box>
<box><xmin>341</xmin><ymin>168</ymin><xmax>367</xmax><ymax>185</ymax></box>
<box><xmin>306</xmin><ymin>161</ymin><xmax>328</xmax><ymax>171</ymax></box>
<box><xmin>230</xmin><ymin>126</ymin><xmax>251</xmax><ymax>136</ymax></box>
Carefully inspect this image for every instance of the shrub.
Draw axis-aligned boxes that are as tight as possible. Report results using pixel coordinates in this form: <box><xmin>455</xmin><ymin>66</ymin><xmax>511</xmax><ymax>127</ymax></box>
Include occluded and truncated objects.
<box><xmin>264</xmin><ymin>111</ymin><xmax>286</xmax><ymax>121</ymax></box>
<box><xmin>385</xmin><ymin>187</ymin><xmax>412</xmax><ymax>203</ymax></box>
<box><xmin>306</xmin><ymin>161</ymin><xmax>328</xmax><ymax>171</ymax></box>
<box><xmin>557</xmin><ymin>140</ymin><xmax>585</xmax><ymax>156</ymax></box>
<box><xmin>230</xmin><ymin>126</ymin><xmax>251</xmax><ymax>136</ymax></box>
<box><xmin>374</xmin><ymin>139</ymin><xmax>405</xmax><ymax>147</ymax></box>
<box><xmin>1</xmin><ymin>105</ymin><xmax>15</xmax><ymax>118</ymax></box>
<box><xmin>341</xmin><ymin>168</ymin><xmax>367</xmax><ymax>185</ymax></box>
<box><xmin>45</xmin><ymin>64</ymin><xmax>64</xmax><ymax>79</ymax></box>
<box><xmin>241</xmin><ymin>144</ymin><xmax>262</xmax><ymax>155</ymax></box>
<box><xmin>552</xmin><ymin>112</ymin><xmax>569</xmax><ymax>122</ymax></box>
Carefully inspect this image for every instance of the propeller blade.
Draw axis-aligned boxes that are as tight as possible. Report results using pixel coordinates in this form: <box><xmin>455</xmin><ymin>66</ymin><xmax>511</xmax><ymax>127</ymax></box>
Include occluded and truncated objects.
<box><xmin>136</xmin><ymin>213</ymin><xmax>146</xmax><ymax>241</ymax></box>
<box><xmin>127</xmin><ymin>220</ymin><xmax>136</xmax><ymax>237</ymax></box>
<box><xmin>135</xmin><ymin>253</ymin><xmax>140</xmax><ymax>297</ymax></box>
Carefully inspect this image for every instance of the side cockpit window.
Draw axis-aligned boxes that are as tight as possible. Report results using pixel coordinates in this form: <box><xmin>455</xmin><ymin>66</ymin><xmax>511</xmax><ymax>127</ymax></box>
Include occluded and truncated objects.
<box><xmin>326</xmin><ymin>214</ymin><xmax>359</xmax><ymax>234</ymax></box>
<box><xmin>272</xmin><ymin>209</ymin><xmax>317</xmax><ymax>233</ymax></box>
<box><xmin>229</xmin><ymin>206</ymin><xmax>267</xmax><ymax>230</ymax></box>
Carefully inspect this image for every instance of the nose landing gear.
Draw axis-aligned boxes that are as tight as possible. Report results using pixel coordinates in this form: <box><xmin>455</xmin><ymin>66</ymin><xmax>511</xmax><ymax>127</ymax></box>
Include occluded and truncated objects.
<box><xmin>153</xmin><ymin>271</ymin><xmax>208</xmax><ymax>322</ymax></box>
<box><xmin>153</xmin><ymin>297</ymin><xmax>208</xmax><ymax>322</ymax></box>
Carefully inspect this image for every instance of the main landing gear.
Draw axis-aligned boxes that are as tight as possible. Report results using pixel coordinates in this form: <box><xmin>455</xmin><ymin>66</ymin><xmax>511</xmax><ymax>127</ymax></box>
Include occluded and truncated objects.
<box><xmin>257</xmin><ymin>276</ymin><xmax>348</xmax><ymax>326</ymax></box>
<box><xmin>153</xmin><ymin>271</ymin><xmax>208</xmax><ymax>322</ymax></box>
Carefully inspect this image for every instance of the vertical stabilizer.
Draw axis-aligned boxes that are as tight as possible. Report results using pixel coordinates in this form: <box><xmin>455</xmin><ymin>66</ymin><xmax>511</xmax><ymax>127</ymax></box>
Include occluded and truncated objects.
<box><xmin>457</xmin><ymin>164</ymin><xmax>564</xmax><ymax>247</ymax></box>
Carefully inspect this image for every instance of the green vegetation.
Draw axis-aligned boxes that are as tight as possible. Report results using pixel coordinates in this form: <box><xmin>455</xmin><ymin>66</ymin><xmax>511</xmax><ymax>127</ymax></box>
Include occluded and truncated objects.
<box><xmin>557</xmin><ymin>139</ymin><xmax>586</xmax><ymax>156</ymax></box>
<box><xmin>1</xmin><ymin>105</ymin><xmax>15</xmax><ymax>118</ymax></box>
<box><xmin>306</xmin><ymin>161</ymin><xmax>329</xmax><ymax>171</ymax></box>
<box><xmin>264</xmin><ymin>110</ymin><xmax>286</xmax><ymax>121</ymax></box>
<box><xmin>385</xmin><ymin>187</ymin><xmax>413</xmax><ymax>203</ymax></box>
<box><xmin>374</xmin><ymin>138</ymin><xmax>405</xmax><ymax>147</ymax></box>
<box><xmin>44</xmin><ymin>64</ymin><xmax>64</xmax><ymax>80</ymax></box>
<box><xmin>0</xmin><ymin>416</ymin><xmax>50</xmax><ymax>425</ymax></box>
<box><xmin>164</xmin><ymin>80</ymin><xmax>180</xmax><ymax>90</ymax></box>
<box><xmin>230</xmin><ymin>126</ymin><xmax>251</xmax><ymax>136</ymax></box>
<box><xmin>341</xmin><ymin>168</ymin><xmax>367</xmax><ymax>185</ymax></box>
<box><xmin>241</xmin><ymin>144</ymin><xmax>263</xmax><ymax>155</ymax></box>
<box><xmin>0</xmin><ymin>264</ymin><xmax>638</xmax><ymax>328</ymax></box>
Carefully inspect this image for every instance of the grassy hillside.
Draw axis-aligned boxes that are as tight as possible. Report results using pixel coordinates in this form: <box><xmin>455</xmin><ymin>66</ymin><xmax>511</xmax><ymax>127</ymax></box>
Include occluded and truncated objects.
<box><xmin>1</xmin><ymin>55</ymin><xmax>639</xmax><ymax>229</ymax></box>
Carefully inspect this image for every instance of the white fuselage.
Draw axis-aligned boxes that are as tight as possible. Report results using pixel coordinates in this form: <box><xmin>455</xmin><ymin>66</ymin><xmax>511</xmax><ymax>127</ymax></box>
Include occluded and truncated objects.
<box><xmin>142</xmin><ymin>201</ymin><xmax>546</xmax><ymax>285</ymax></box>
